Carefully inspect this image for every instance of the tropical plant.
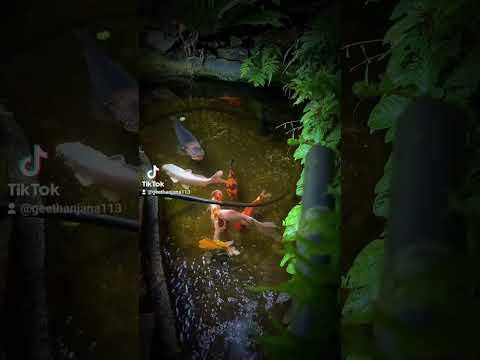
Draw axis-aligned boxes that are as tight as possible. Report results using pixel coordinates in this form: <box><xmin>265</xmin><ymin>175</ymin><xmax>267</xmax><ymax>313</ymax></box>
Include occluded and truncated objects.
<box><xmin>343</xmin><ymin>0</ymin><xmax>480</xmax><ymax>357</ymax></box>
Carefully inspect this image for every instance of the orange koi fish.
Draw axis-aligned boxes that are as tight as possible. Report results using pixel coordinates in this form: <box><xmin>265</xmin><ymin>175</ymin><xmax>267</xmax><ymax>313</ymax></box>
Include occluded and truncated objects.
<box><xmin>225</xmin><ymin>160</ymin><xmax>238</xmax><ymax>200</ymax></box>
<box><xmin>219</xmin><ymin>96</ymin><xmax>241</xmax><ymax>107</ymax></box>
<box><xmin>198</xmin><ymin>238</ymin><xmax>240</xmax><ymax>256</ymax></box>
<box><xmin>233</xmin><ymin>190</ymin><xmax>271</xmax><ymax>231</ymax></box>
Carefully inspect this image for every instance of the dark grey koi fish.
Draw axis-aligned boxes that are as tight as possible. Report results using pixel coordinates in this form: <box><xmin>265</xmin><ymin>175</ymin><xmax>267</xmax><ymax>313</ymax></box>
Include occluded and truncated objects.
<box><xmin>75</xmin><ymin>29</ymin><xmax>139</xmax><ymax>133</ymax></box>
<box><xmin>173</xmin><ymin>116</ymin><xmax>205</xmax><ymax>161</ymax></box>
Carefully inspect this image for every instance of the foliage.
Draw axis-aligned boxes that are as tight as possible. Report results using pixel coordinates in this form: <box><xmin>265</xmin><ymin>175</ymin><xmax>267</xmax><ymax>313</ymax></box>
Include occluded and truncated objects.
<box><xmin>344</xmin><ymin>0</ymin><xmax>480</xmax><ymax>358</ymax></box>
<box><xmin>174</xmin><ymin>0</ymin><xmax>290</xmax><ymax>34</ymax></box>
<box><xmin>261</xmin><ymin>208</ymin><xmax>341</xmax><ymax>359</ymax></box>
<box><xmin>240</xmin><ymin>9</ymin><xmax>341</xmax><ymax>358</ymax></box>
<box><xmin>240</xmin><ymin>44</ymin><xmax>282</xmax><ymax>87</ymax></box>
<box><xmin>342</xmin><ymin>239</ymin><xmax>384</xmax><ymax>325</ymax></box>
<box><xmin>231</xmin><ymin>9</ymin><xmax>288</xmax><ymax>27</ymax></box>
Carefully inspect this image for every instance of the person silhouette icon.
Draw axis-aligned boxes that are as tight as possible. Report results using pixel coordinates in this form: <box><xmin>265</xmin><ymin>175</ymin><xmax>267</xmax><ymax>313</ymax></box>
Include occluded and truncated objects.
<box><xmin>7</xmin><ymin>202</ymin><xmax>16</xmax><ymax>215</ymax></box>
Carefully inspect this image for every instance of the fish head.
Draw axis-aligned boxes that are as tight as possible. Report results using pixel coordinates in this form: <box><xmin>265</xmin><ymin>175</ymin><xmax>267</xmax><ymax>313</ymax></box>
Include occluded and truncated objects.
<box><xmin>161</xmin><ymin>164</ymin><xmax>172</xmax><ymax>174</ymax></box>
<box><xmin>185</xmin><ymin>142</ymin><xmax>205</xmax><ymax>161</ymax></box>
<box><xmin>211</xmin><ymin>190</ymin><xmax>224</xmax><ymax>202</ymax></box>
<box><xmin>225</xmin><ymin>178</ymin><xmax>238</xmax><ymax>199</ymax></box>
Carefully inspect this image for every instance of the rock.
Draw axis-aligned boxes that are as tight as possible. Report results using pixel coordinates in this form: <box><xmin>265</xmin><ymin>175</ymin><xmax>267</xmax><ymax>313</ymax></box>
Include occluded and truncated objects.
<box><xmin>144</xmin><ymin>30</ymin><xmax>178</xmax><ymax>53</ymax></box>
<box><xmin>207</xmin><ymin>40</ymin><xmax>220</xmax><ymax>49</ymax></box>
<box><xmin>253</xmin><ymin>28</ymin><xmax>298</xmax><ymax>49</ymax></box>
<box><xmin>217</xmin><ymin>47</ymin><xmax>248</xmax><ymax>61</ymax></box>
<box><xmin>150</xmin><ymin>88</ymin><xmax>181</xmax><ymax>101</ymax></box>
<box><xmin>230</xmin><ymin>36</ymin><xmax>243</xmax><ymax>47</ymax></box>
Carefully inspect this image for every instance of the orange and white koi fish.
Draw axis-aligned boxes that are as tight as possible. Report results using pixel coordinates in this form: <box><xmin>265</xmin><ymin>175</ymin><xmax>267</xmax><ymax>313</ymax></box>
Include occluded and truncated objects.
<box><xmin>233</xmin><ymin>190</ymin><xmax>271</xmax><ymax>231</ymax></box>
<box><xmin>217</xmin><ymin>208</ymin><xmax>280</xmax><ymax>240</ymax></box>
<box><xmin>225</xmin><ymin>160</ymin><xmax>238</xmax><ymax>200</ymax></box>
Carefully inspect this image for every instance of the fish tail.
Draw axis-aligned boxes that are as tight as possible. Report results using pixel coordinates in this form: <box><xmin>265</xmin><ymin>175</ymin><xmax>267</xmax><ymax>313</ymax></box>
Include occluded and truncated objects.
<box><xmin>210</xmin><ymin>170</ymin><xmax>227</xmax><ymax>184</ymax></box>
<box><xmin>253</xmin><ymin>220</ymin><xmax>281</xmax><ymax>240</ymax></box>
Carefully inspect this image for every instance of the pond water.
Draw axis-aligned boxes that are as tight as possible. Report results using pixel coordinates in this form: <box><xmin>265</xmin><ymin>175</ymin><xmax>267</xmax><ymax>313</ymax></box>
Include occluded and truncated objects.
<box><xmin>141</xmin><ymin>80</ymin><xmax>301</xmax><ymax>359</ymax></box>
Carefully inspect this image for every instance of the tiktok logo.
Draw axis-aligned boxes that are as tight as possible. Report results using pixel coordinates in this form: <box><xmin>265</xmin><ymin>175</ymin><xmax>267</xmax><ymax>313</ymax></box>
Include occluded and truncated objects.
<box><xmin>19</xmin><ymin>145</ymin><xmax>48</xmax><ymax>177</ymax></box>
<box><xmin>147</xmin><ymin>165</ymin><xmax>159</xmax><ymax>179</ymax></box>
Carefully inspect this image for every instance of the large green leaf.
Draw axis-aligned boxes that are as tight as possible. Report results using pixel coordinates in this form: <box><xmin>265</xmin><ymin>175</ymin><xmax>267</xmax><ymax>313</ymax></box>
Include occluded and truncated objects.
<box><xmin>282</xmin><ymin>204</ymin><xmax>302</xmax><ymax>241</ymax></box>
<box><xmin>296</xmin><ymin>169</ymin><xmax>304</xmax><ymax>196</ymax></box>
<box><xmin>368</xmin><ymin>95</ymin><xmax>411</xmax><ymax>133</ymax></box>
<box><xmin>343</xmin><ymin>239</ymin><xmax>384</xmax><ymax>290</ymax></box>
<box><xmin>342</xmin><ymin>286</ymin><xmax>375</xmax><ymax>325</ymax></box>
<box><xmin>342</xmin><ymin>239</ymin><xmax>384</xmax><ymax>326</ymax></box>
<box><xmin>444</xmin><ymin>45</ymin><xmax>480</xmax><ymax>98</ymax></box>
<box><xmin>293</xmin><ymin>144</ymin><xmax>312</xmax><ymax>163</ymax></box>
<box><xmin>374</xmin><ymin>155</ymin><xmax>393</xmax><ymax>195</ymax></box>
<box><xmin>373</xmin><ymin>192</ymin><xmax>390</xmax><ymax>218</ymax></box>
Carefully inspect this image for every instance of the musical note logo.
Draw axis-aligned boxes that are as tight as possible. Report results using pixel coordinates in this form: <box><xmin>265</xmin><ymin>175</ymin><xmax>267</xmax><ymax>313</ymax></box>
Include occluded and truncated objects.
<box><xmin>147</xmin><ymin>165</ymin><xmax>159</xmax><ymax>179</ymax></box>
<box><xmin>19</xmin><ymin>145</ymin><xmax>48</xmax><ymax>177</ymax></box>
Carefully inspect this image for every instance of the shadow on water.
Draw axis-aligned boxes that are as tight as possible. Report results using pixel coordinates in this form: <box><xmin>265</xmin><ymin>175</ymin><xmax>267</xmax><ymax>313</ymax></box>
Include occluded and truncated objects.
<box><xmin>141</xmin><ymin>79</ymin><xmax>301</xmax><ymax>359</ymax></box>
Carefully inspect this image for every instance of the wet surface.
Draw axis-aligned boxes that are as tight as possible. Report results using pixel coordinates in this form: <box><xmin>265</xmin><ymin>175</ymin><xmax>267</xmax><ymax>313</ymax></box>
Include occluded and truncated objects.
<box><xmin>141</xmin><ymin>81</ymin><xmax>300</xmax><ymax>359</ymax></box>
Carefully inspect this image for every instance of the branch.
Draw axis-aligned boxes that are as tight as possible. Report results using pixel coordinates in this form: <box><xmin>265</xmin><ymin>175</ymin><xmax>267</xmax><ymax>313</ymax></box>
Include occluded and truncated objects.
<box><xmin>275</xmin><ymin>120</ymin><xmax>301</xmax><ymax>129</ymax></box>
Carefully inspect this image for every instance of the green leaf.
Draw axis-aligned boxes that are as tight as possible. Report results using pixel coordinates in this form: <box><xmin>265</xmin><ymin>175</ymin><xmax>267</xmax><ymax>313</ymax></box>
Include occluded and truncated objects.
<box><xmin>293</xmin><ymin>144</ymin><xmax>312</xmax><ymax>163</ymax></box>
<box><xmin>286</xmin><ymin>260</ymin><xmax>297</xmax><ymax>274</ymax></box>
<box><xmin>322</xmin><ymin>124</ymin><xmax>341</xmax><ymax>149</ymax></box>
<box><xmin>384</xmin><ymin>13</ymin><xmax>421</xmax><ymax>46</ymax></box>
<box><xmin>282</xmin><ymin>204</ymin><xmax>302</xmax><ymax>241</ymax></box>
<box><xmin>342</xmin><ymin>286</ymin><xmax>375</xmax><ymax>325</ymax></box>
<box><xmin>444</xmin><ymin>45</ymin><xmax>480</xmax><ymax>98</ymax></box>
<box><xmin>368</xmin><ymin>95</ymin><xmax>411</xmax><ymax>133</ymax></box>
<box><xmin>343</xmin><ymin>239</ymin><xmax>384</xmax><ymax>290</ymax></box>
<box><xmin>374</xmin><ymin>155</ymin><xmax>393</xmax><ymax>195</ymax></box>
<box><xmin>373</xmin><ymin>192</ymin><xmax>390</xmax><ymax>218</ymax></box>
<box><xmin>352</xmin><ymin>80</ymin><xmax>381</xmax><ymax>98</ymax></box>
<box><xmin>296</xmin><ymin>169</ymin><xmax>304</xmax><ymax>196</ymax></box>
<box><xmin>280</xmin><ymin>253</ymin><xmax>296</xmax><ymax>267</ymax></box>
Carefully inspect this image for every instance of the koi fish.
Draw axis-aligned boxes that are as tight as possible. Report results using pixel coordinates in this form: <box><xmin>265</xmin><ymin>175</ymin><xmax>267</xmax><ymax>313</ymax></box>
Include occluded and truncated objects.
<box><xmin>198</xmin><ymin>238</ymin><xmax>240</xmax><ymax>256</ymax></box>
<box><xmin>233</xmin><ymin>190</ymin><xmax>271</xmax><ymax>231</ymax></box>
<box><xmin>161</xmin><ymin>164</ymin><xmax>226</xmax><ymax>188</ymax></box>
<box><xmin>217</xmin><ymin>209</ymin><xmax>281</xmax><ymax>241</ymax></box>
<box><xmin>219</xmin><ymin>96</ymin><xmax>241</xmax><ymax>107</ymax></box>
<box><xmin>56</xmin><ymin>142</ymin><xmax>139</xmax><ymax>202</ymax></box>
<box><xmin>225</xmin><ymin>160</ymin><xmax>238</xmax><ymax>200</ymax></box>
<box><xmin>173</xmin><ymin>116</ymin><xmax>205</xmax><ymax>161</ymax></box>
<box><xmin>75</xmin><ymin>29</ymin><xmax>139</xmax><ymax>133</ymax></box>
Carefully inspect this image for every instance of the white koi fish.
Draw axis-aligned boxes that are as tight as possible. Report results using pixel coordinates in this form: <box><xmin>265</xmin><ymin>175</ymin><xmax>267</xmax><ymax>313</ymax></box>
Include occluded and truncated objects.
<box><xmin>161</xmin><ymin>164</ymin><xmax>226</xmax><ymax>188</ymax></box>
<box><xmin>56</xmin><ymin>142</ymin><xmax>140</xmax><ymax>202</ymax></box>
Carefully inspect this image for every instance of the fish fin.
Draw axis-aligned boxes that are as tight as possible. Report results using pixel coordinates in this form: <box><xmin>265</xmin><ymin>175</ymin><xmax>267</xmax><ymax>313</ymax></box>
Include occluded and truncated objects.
<box><xmin>74</xmin><ymin>172</ymin><xmax>94</xmax><ymax>186</ymax></box>
<box><xmin>169</xmin><ymin>176</ymin><xmax>178</xmax><ymax>183</ymax></box>
<box><xmin>100</xmin><ymin>189</ymin><xmax>121</xmax><ymax>202</ymax></box>
<box><xmin>110</xmin><ymin>154</ymin><xmax>126</xmax><ymax>163</ymax></box>
<box><xmin>181</xmin><ymin>184</ymin><xmax>190</xmax><ymax>190</ymax></box>
<box><xmin>226</xmin><ymin>246</ymin><xmax>240</xmax><ymax>256</ymax></box>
